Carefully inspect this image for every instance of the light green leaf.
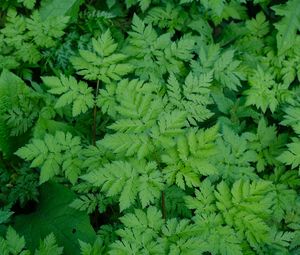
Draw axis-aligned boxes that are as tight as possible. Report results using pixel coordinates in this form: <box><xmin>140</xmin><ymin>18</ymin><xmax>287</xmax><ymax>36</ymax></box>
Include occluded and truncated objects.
<box><xmin>43</xmin><ymin>74</ymin><xmax>94</xmax><ymax>117</ymax></box>
<box><xmin>18</xmin><ymin>0</ymin><xmax>36</xmax><ymax>9</ymax></box>
<box><xmin>6</xmin><ymin>226</ymin><xmax>26</xmax><ymax>254</ymax></box>
<box><xmin>277</xmin><ymin>140</ymin><xmax>300</xmax><ymax>172</ymax></box>
<box><xmin>71</xmin><ymin>30</ymin><xmax>132</xmax><ymax>82</ymax></box>
<box><xmin>35</xmin><ymin>233</ymin><xmax>63</xmax><ymax>255</ymax></box>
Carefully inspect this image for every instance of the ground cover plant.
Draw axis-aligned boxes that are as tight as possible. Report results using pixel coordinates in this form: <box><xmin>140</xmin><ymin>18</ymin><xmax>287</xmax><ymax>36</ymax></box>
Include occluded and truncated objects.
<box><xmin>1</xmin><ymin>0</ymin><xmax>300</xmax><ymax>254</ymax></box>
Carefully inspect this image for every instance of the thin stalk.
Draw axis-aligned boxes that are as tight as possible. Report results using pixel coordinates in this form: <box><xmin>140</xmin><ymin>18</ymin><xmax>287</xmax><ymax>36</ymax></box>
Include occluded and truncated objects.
<box><xmin>92</xmin><ymin>80</ymin><xmax>100</xmax><ymax>145</ymax></box>
<box><xmin>152</xmin><ymin>146</ymin><xmax>167</xmax><ymax>221</ymax></box>
<box><xmin>161</xmin><ymin>191</ymin><xmax>166</xmax><ymax>221</ymax></box>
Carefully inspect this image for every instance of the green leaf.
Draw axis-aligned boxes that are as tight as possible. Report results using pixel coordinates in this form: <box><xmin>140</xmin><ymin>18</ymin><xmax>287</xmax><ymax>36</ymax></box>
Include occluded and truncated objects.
<box><xmin>18</xmin><ymin>0</ymin><xmax>36</xmax><ymax>9</ymax></box>
<box><xmin>39</xmin><ymin>0</ymin><xmax>84</xmax><ymax>20</ymax></box>
<box><xmin>15</xmin><ymin>131</ymin><xmax>82</xmax><ymax>184</ymax></box>
<box><xmin>125</xmin><ymin>0</ymin><xmax>152</xmax><ymax>12</ymax></box>
<box><xmin>35</xmin><ymin>233</ymin><xmax>63</xmax><ymax>255</ymax></box>
<box><xmin>6</xmin><ymin>226</ymin><xmax>26</xmax><ymax>254</ymax></box>
<box><xmin>127</xmin><ymin>15</ymin><xmax>194</xmax><ymax>80</ymax></box>
<box><xmin>281</xmin><ymin>106</ymin><xmax>300</xmax><ymax>134</ymax></box>
<box><xmin>100</xmin><ymin>133</ymin><xmax>154</xmax><ymax>159</ymax></box>
<box><xmin>277</xmin><ymin>139</ymin><xmax>300</xmax><ymax>173</ymax></box>
<box><xmin>13</xmin><ymin>182</ymin><xmax>96</xmax><ymax>253</ymax></box>
<box><xmin>161</xmin><ymin>126</ymin><xmax>219</xmax><ymax>189</ymax></box>
<box><xmin>185</xmin><ymin>179</ymin><xmax>217</xmax><ymax>214</ymax></box>
<box><xmin>0</xmin><ymin>69</ymin><xmax>33</xmax><ymax>157</ymax></box>
<box><xmin>27</xmin><ymin>12</ymin><xmax>70</xmax><ymax>48</ymax></box>
<box><xmin>79</xmin><ymin>238</ymin><xmax>106</xmax><ymax>255</ymax></box>
<box><xmin>167</xmin><ymin>72</ymin><xmax>214</xmax><ymax>125</ymax></box>
<box><xmin>82</xmin><ymin>161</ymin><xmax>163</xmax><ymax>211</ymax></box>
<box><xmin>272</xmin><ymin>0</ymin><xmax>300</xmax><ymax>54</ymax></box>
<box><xmin>71</xmin><ymin>30</ymin><xmax>133</xmax><ymax>82</ymax></box>
<box><xmin>191</xmin><ymin>44</ymin><xmax>245</xmax><ymax>91</ymax></box>
<box><xmin>0</xmin><ymin>209</ymin><xmax>13</xmax><ymax>224</ymax></box>
<box><xmin>42</xmin><ymin>74</ymin><xmax>94</xmax><ymax>117</ymax></box>
<box><xmin>214</xmin><ymin>179</ymin><xmax>274</xmax><ymax>249</ymax></box>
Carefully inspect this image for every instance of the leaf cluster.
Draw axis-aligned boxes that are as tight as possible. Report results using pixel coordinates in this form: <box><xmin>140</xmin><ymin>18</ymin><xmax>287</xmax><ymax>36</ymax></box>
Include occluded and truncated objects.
<box><xmin>1</xmin><ymin>0</ymin><xmax>300</xmax><ymax>254</ymax></box>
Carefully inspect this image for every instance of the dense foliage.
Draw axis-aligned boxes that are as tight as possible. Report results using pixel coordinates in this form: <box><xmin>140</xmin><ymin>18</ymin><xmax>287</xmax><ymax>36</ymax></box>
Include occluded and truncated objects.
<box><xmin>1</xmin><ymin>0</ymin><xmax>300</xmax><ymax>254</ymax></box>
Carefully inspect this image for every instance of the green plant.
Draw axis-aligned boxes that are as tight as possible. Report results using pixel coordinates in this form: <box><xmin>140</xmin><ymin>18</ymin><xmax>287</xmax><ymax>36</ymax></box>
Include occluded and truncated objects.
<box><xmin>1</xmin><ymin>0</ymin><xmax>300</xmax><ymax>254</ymax></box>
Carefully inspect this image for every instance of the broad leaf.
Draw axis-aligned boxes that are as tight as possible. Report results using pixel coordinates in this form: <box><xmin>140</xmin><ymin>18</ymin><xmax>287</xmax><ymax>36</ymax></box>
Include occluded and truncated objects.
<box><xmin>39</xmin><ymin>0</ymin><xmax>84</xmax><ymax>20</ymax></box>
<box><xmin>13</xmin><ymin>182</ymin><xmax>96</xmax><ymax>253</ymax></box>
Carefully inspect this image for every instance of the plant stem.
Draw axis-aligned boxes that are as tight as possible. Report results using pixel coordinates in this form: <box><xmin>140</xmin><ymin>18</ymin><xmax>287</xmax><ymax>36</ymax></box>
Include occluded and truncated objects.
<box><xmin>151</xmin><ymin>145</ymin><xmax>167</xmax><ymax>221</ymax></box>
<box><xmin>161</xmin><ymin>191</ymin><xmax>166</xmax><ymax>221</ymax></box>
<box><xmin>92</xmin><ymin>80</ymin><xmax>100</xmax><ymax>145</ymax></box>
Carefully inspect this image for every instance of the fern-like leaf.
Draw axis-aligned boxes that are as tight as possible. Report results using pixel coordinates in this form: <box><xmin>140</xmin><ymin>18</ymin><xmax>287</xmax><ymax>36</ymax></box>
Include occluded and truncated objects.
<box><xmin>71</xmin><ymin>30</ymin><xmax>133</xmax><ymax>82</ymax></box>
<box><xmin>42</xmin><ymin>74</ymin><xmax>94</xmax><ymax>116</ymax></box>
<box><xmin>82</xmin><ymin>161</ymin><xmax>164</xmax><ymax>210</ymax></box>
<box><xmin>15</xmin><ymin>131</ymin><xmax>82</xmax><ymax>184</ymax></box>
